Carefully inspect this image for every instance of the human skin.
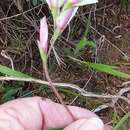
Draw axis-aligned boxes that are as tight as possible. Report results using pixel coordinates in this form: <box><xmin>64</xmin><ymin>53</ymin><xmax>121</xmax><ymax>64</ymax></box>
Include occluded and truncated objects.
<box><xmin>0</xmin><ymin>97</ymin><xmax>112</xmax><ymax>130</ymax></box>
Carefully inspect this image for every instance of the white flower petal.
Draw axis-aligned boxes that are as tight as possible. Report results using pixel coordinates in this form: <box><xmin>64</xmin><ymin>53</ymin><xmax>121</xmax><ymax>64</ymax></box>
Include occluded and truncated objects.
<box><xmin>74</xmin><ymin>0</ymin><xmax>98</xmax><ymax>6</ymax></box>
<box><xmin>39</xmin><ymin>16</ymin><xmax>48</xmax><ymax>53</ymax></box>
<box><xmin>58</xmin><ymin>0</ymin><xmax>67</xmax><ymax>7</ymax></box>
<box><xmin>68</xmin><ymin>0</ymin><xmax>98</xmax><ymax>6</ymax></box>
<box><xmin>56</xmin><ymin>7</ymin><xmax>78</xmax><ymax>32</ymax></box>
<box><xmin>46</xmin><ymin>0</ymin><xmax>67</xmax><ymax>8</ymax></box>
<box><xmin>46</xmin><ymin>0</ymin><xmax>51</xmax><ymax>9</ymax></box>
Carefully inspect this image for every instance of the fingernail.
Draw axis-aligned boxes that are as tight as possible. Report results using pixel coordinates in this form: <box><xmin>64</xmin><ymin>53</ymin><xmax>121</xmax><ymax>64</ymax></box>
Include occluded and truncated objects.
<box><xmin>79</xmin><ymin>117</ymin><xmax>104</xmax><ymax>130</ymax></box>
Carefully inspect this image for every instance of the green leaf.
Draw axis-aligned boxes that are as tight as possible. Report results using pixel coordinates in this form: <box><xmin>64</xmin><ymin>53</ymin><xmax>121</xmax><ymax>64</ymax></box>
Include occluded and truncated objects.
<box><xmin>0</xmin><ymin>64</ymin><xmax>30</xmax><ymax>78</ymax></box>
<box><xmin>84</xmin><ymin>62</ymin><xmax>130</xmax><ymax>79</ymax></box>
<box><xmin>84</xmin><ymin>15</ymin><xmax>91</xmax><ymax>37</ymax></box>
<box><xmin>75</xmin><ymin>37</ymin><xmax>95</xmax><ymax>54</ymax></box>
<box><xmin>69</xmin><ymin>57</ymin><xmax>130</xmax><ymax>79</ymax></box>
<box><xmin>113</xmin><ymin>111</ymin><xmax>130</xmax><ymax>130</ymax></box>
<box><xmin>2</xmin><ymin>88</ymin><xmax>20</xmax><ymax>102</ymax></box>
<box><xmin>74</xmin><ymin>16</ymin><xmax>94</xmax><ymax>55</ymax></box>
<box><xmin>63</xmin><ymin>48</ymin><xmax>74</xmax><ymax>56</ymax></box>
<box><xmin>48</xmin><ymin>128</ymin><xmax>63</xmax><ymax>130</ymax></box>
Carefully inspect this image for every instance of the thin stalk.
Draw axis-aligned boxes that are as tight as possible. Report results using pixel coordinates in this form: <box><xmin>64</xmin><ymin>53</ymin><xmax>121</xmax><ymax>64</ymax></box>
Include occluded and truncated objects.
<box><xmin>43</xmin><ymin>61</ymin><xmax>76</xmax><ymax>121</ymax></box>
<box><xmin>47</xmin><ymin>32</ymin><xmax>59</xmax><ymax>59</ymax></box>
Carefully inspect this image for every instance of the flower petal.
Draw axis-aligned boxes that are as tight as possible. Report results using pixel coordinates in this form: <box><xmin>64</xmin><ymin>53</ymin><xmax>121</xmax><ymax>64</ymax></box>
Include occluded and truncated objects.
<box><xmin>56</xmin><ymin>7</ymin><xmax>78</xmax><ymax>33</ymax></box>
<box><xmin>68</xmin><ymin>0</ymin><xmax>98</xmax><ymax>6</ymax></box>
<box><xmin>46</xmin><ymin>0</ymin><xmax>67</xmax><ymax>8</ymax></box>
<box><xmin>74</xmin><ymin>0</ymin><xmax>98</xmax><ymax>6</ymax></box>
<box><xmin>46</xmin><ymin>0</ymin><xmax>51</xmax><ymax>8</ymax></box>
<box><xmin>39</xmin><ymin>16</ymin><xmax>48</xmax><ymax>53</ymax></box>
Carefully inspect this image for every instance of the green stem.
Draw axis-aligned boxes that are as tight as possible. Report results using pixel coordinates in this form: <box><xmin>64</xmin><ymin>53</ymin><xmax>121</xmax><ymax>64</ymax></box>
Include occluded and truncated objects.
<box><xmin>47</xmin><ymin>31</ymin><xmax>60</xmax><ymax>59</ymax></box>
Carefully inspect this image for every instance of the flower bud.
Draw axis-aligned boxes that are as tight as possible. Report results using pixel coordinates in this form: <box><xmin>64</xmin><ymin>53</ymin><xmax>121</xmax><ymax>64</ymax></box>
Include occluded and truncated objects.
<box><xmin>38</xmin><ymin>17</ymin><xmax>48</xmax><ymax>62</ymax></box>
<box><xmin>39</xmin><ymin>17</ymin><xmax>48</xmax><ymax>53</ymax></box>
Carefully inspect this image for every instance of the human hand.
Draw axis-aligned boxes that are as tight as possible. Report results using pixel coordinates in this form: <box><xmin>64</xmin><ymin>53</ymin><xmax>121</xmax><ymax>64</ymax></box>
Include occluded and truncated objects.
<box><xmin>0</xmin><ymin>97</ymin><xmax>112</xmax><ymax>130</ymax></box>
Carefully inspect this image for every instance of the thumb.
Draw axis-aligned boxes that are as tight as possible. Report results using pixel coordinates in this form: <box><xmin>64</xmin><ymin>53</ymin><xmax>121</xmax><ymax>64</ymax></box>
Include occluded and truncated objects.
<box><xmin>64</xmin><ymin>117</ymin><xmax>104</xmax><ymax>130</ymax></box>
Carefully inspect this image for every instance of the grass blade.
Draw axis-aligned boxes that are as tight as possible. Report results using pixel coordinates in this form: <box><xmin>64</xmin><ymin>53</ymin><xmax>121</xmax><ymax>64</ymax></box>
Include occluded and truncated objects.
<box><xmin>69</xmin><ymin>57</ymin><xmax>130</xmax><ymax>79</ymax></box>
<box><xmin>0</xmin><ymin>64</ymin><xmax>30</xmax><ymax>78</ymax></box>
<box><xmin>75</xmin><ymin>37</ymin><xmax>95</xmax><ymax>54</ymax></box>
<box><xmin>113</xmin><ymin>111</ymin><xmax>130</xmax><ymax>130</ymax></box>
<box><xmin>84</xmin><ymin>62</ymin><xmax>130</xmax><ymax>79</ymax></box>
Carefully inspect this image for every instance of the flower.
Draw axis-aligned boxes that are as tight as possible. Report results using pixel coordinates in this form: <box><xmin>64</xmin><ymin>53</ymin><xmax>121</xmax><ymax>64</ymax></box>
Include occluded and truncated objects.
<box><xmin>55</xmin><ymin>0</ymin><xmax>98</xmax><ymax>33</ymax></box>
<box><xmin>37</xmin><ymin>16</ymin><xmax>48</xmax><ymax>62</ymax></box>
<box><xmin>67</xmin><ymin>0</ymin><xmax>98</xmax><ymax>6</ymax></box>
<box><xmin>46</xmin><ymin>0</ymin><xmax>66</xmax><ymax>18</ymax></box>
<box><xmin>46</xmin><ymin>0</ymin><xmax>66</xmax><ymax>9</ymax></box>
<box><xmin>37</xmin><ymin>17</ymin><xmax>48</xmax><ymax>62</ymax></box>
<box><xmin>39</xmin><ymin>16</ymin><xmax>48</xmax><ymax>53</ymax></box>
<box><xmin>56</xmin><ymin>7</ymin><xmax>78</xmax><ymax>33</ymax></box>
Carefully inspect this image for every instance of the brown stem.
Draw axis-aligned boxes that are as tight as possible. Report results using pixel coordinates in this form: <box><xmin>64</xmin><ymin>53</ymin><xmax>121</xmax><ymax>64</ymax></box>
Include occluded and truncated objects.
<box><xmin>43</xmin><ymin>62</ymin><xmax>76</xmax><ymax>121</ymax></box>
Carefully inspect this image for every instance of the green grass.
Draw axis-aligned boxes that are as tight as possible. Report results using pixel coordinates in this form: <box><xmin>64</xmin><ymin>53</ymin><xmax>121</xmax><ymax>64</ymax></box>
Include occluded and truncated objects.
<box><xmin>113</xmin><ymin>111</ymin><xmax>130</xmax><ymax>130</ymax></box>
<box><xmin>0</xmin><ymin>64</ymin><xmax>30</xmax><ymax>78</ymax></box>
<box><xmin>69</xmin><ymin>57</ymin><xmax>130</xmax><ymax>79</ymax></box>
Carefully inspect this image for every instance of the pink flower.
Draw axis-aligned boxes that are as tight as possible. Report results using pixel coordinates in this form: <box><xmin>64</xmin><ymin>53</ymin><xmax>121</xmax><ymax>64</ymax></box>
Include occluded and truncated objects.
<box><xmin>55</xmin><ymin>0</ymin><xmax>98</xmax><ymax>33</ymax></box>
<box><xmin>46</xmin><ymin>0</ymin><xmax>67</xmax><ymax>19</ymax></box>
<box><xmin>38</xmin><ymin>16</ymin><xmax>48</xmax><ymax>53</ymax></box>
<box><xmin>56</xmin><ymin>7</ymin><xmax>78</xmax><ymax>33</ymax></box>
<box><xmin>46</xmin><ymin>0</ymin><xmax>66</xmax><ymax>9</ymax></box>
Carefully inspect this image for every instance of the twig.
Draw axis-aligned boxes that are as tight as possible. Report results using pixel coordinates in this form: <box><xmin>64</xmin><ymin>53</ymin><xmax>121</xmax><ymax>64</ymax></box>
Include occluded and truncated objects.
<box><xmin>122</xmin><ymin>81</ymin><xmax>130</xmax><ymax>86</ymax></box>
<box><xmin>90</xmin><ymin>26</ymin><xmax>129</xmax><ymax>59</ymax></box>
<box><xmin>0</xmin><ymin>3</ymin><xmax>43</xmax><ymax>21</ymax></box>
<box><xmin>112</xmin><ymin>87</ymin><xmax>130</xmax><ymax>104</ymax></box>
<box><xmin>81</xmin><ymin>91</ymin><xmax>130</xmax><ymax>104</ymax></box>
<box><xmin>0</xmin><ymin>76</ymin><xmax>129</xmax><ymax>104</ymax></box>
<box><xmin>1</xmin><ymin>50</ymin><xmax>14</xmax><ymax>70</ymax></box>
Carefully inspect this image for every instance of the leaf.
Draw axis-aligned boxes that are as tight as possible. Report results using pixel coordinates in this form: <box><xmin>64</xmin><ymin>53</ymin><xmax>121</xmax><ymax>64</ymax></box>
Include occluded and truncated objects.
<box><xmin>69</xmin><ymin>57</ymin><xmax>130</xmax><ymax>79</ymax></box>
<box><xmin>2</xmin><ymin>88</ymin><xmax>21</xmax><ymax>102</ymax></box>
<box><xmin>113</xmin><ymin>111</ymin><xmax>130</xmax><ymax>130</ymax></box>
<box><xmin>0</xmin><ymin>64</ymin><xmax>30</xmax><ymax>78</ymax></box>
<box><xmin>84</xmin><ymin>62</ymin><xmax>130</xmax><ymax>79</ymax></box>
<box><xmin>75</xmin><ymin>37</ymin><xmax>95</xmax><ymax>54</ymax></box>
<box><xmin>20</xmin><ymin>90</ymin><xmax>33</xmax><ymax>97</ymax></box>
<box><xmin>48</xmin><ymin>128</ymin><xmax>63</xmax><ymax>130</ymax></box>
<box><xmin>63</xmin><ymin>48</ymin><xmax>74</xmax><ymax>56</ymax></box>
<box><xmin>84</xmin><ymin>15</ymin><xmax>91</xmax><ymax>37</ymax></box>
<box><xmin>74</xmin><ymin>16</ymin><xmax>94</xmax><ymax>55</ymax></box>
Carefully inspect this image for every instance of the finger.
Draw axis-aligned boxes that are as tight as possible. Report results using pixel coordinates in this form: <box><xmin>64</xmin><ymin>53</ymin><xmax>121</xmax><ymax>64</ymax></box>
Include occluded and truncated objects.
<box><xmin>0</xmin><ymin>111</ymin><xmax>25</xmax><ymax>130</ymax></box>
<box><xmin>0</xmin><ymin>97</ymin><xmax>43</xmax><ymax>130</ymax></box>
<box><xmin>0</xmin><ymin>97</ymin><xmax>96</xmax><ymax>130</ymax></box>
<box><xmin>40</xmin><ymin>98</ymin><xmax>98</xmax><ymax>128</ymax></box>
<box><xmin>64</xmin><ymin>118</ymin><xmax>104</xmax><ymax>130</ymax></box>
<box><xmin>104</xmin><ymin>125</ymin><xmax>113</xmax><ymax>130</ymax></box>
<box><xmin>0</xmin><ymin>97</ymin><xmax>112</xmax><ymax>130</ymax></box>
<box><xmin>64</xmin><ymin>118</ymin><xmax>112</xmax><ymax>130</ymax></box>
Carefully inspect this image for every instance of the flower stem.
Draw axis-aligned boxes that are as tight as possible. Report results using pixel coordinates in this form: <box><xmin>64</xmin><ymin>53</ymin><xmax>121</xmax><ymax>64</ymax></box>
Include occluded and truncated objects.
<box><xmin>43</xmin><ymin>61</ymin><xmax>76</xmax><ymax>121</ymax></box>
